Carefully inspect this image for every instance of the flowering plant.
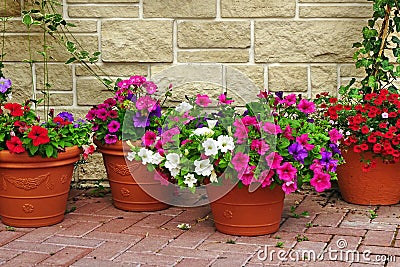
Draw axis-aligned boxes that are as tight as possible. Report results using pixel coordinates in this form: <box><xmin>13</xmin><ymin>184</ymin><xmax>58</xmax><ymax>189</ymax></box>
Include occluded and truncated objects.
<box><xmin>316</xmin><ymin>86</ymin><xmax>400</xmax><ymax>171</ymax></box>
<box><xmin>85</xmin><ymin>75</ymin><xmax>163</xmax><ymax>145</ymax></box>
<box><xmin>0</xmin><ymin>78</ymin><xmax>94</xmax><ymax>159</ymax></box>
<box><xmin>130</xmin><ymin>91</ymin><xmax>343</xmax><ymax>194</ymax></box>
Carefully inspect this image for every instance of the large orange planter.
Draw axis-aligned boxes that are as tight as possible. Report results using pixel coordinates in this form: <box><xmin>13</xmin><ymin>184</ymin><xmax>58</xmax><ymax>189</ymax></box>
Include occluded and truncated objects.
<box><xmin>96</xmin><ymin>140</ymin><xmax>170</xmax><ymax>211</ymax></box>
<box><xmin>207</xmin><ymin>185</ymin><xmax>284</xmax><ymax>236</ymax></box>
<box><xmin>337</xmin><ymin>149</ymin><xmax>400</xmax><ymax>205</ymax></box>
<box><xmin>0</xmin><ymin>146</ymin><xmax>80</xmax><ymax>227</ymax></box>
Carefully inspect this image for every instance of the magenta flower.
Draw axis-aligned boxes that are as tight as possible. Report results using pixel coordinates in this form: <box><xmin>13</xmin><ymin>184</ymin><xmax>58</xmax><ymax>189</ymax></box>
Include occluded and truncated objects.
<box><xmin>310</xmin><ymin>171</ymin><xmax>331</xmax><ymax>192</ymax></box>
<box><xmin>195</xmin><ymin>94</ymin><xmax>212</xmax><ymax>107</ymax></box>
<box><xmin>240</xmin><ymin>165</ymin><xmax>256</xmax><ymax>186</ymax></box>
<box><xmin>86</xmin><ymin>109</ymin><xmax>96</xmax><ymax>120</ymax></box>
<box><xmin>117</xmin><ymin>79</ymin><xmax>131</xmax><ymax>89</ymax></box>
<box><xmin>104</xmin><ymin>98</ymin><xmax>117</xmax><ymax>106</ymax></box>
<box><xmin>283</xmin><ymin>125</ymin><xmax>294</xmax><ymax>140</ymax></box>
<box><xmin>297</xmin><ymin>99</ymin><xmax>316</xmax><ymax>114</ymax></box>
<box><xmin>108</xmin><ymin>110</ymin><xmax>118</xmax><ymax>119</ymax></box>
<box><xmin>259</xmin><ymin>169</ymin><xmax>274</xmax><ymax>188</ymax></box>
<box><xmin>241</xmin><ymin>116</ymin><xmax>258</xmax><ymax>127</ymax></box>
<box><xmin>136</xmin><ymin>95</ymin><xmax>157</xmax><ymax>112</ymax></box>
<box><xmin>218</xmin><ymin>93</ymin><xmax>234</xmax><ymax>105</ymax></box>
<box><xmin>251</xmin><ymin>139</ymin><xmax>270</xmax><ymax>155</ymax></box>
<box><xmin>276</xmin><ymin>162</ymin><xmax>297</xmax><ymax>182</ymax></box>
<box><xmin>262</xmin><ymin>122</ymin><xmax>282</xmax><ymax>135</ymax></box>
<box><xmin>282</xmin><ymin>94</ymin><xmax>297</xmax><ymax>106</ymax></box>
<box><xmin>161</xmin><ymin>127</ymin><xmax>180</xmax><ymax>144</ymax></box>
<box><xmin>296</xmin><ymin>134</ymin><xmax>315</xmax><ymax>151</ymax></box>
<box><xmin>144</xmin><ymin>81</ymin><xmax>157</xmax><ymax>94</ymax></box>
<box><xmin>129</xmin><ymin>75</ymin><xmax>147</xmax><ymax>86</ymax></box>
<box><xmin>232</xmin><ymin>152</ymin><xmax>250</xmax><ymax>172</ymax></box>
<box><xmin>96</xmin><ymin>108</ymin><xmax>108</xmax><ymax>121</ymax></box>
<box><xmin>107</xmin><ymin>120</ymin><xmax>120</xmax><ymax>133</ymax></box>
<box><xmin>328</xmin><ymin>128</ymin><xmax>343</xmax><ymax>143</ymax></box>
<box><xmin>282</xmin><ymin>180</ymin><xmax>298</xmax><ymax>194</ymax></box>
<box><xmin>233</xmin><ymin>119</ymin><xmax>248</xmax><ymax>142</ymax></box>
<box><xmin>265</xmin><ymin>152</ymin><xmax>283</xmax><ymax>169</ymax></box>
<box><xmin>104</xmin><ymin>134</ymin><xmax>118</xmax><ymax>144</ymax></box>
<box><xmin>142</xmin><ymin>131</ymin><xmax>157</xmax><ymax>147</ymax></box>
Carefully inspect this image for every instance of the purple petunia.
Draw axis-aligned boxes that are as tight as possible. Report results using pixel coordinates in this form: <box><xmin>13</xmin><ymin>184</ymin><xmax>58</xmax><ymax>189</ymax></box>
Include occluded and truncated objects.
<box><xmin>149</xmin><ymin>104</ymin><xmax>161</xmax><ymax>118</ymax></box>
<box><xmin>288</xmin><ymin>142</ymin><xmax>308</xmax><ymax>164</ymax></box>
<box><xmin>319</xmin><ymin>151</ymin><xmax>338</xmax><ymax>172</ymax></box>
<box><xmin>104</xmin><ymin>134</ymin><xmax>118</xmax><ymax>144</ymax></box>
<box><xmin>132</xmin><ymin>112</ymin><xmax>149</xmax><ymax>128</ymax></box>
<box><xmin>107</xmin><ymin>120</ymin><xmax>120</xmax><ymax>133</ymax></box>
<box><xmin>57</xmin><ymin>112</ymin><xmax>74</xmax><ymax>122</ymax></box>
<box><xmin>0</xmin><ymin>77</ymin><xmax>11</xmax><ymax>93</ymax></box>
<box><xmin>329</xmin><ymin>143</ymin><xmax>341</xmax><ymax>155</ymax></box>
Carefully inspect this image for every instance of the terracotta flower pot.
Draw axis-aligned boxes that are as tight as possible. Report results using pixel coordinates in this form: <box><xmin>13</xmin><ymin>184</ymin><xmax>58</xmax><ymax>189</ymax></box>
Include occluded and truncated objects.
<box><xmin>96</xmin><ymin>140</ymin><xmax>170</xmax><ymax>211</ymax></box>
<box><xmin>207</xmin><ymin>184</ymin><xmax>285</xmax><ymax>236</ymax></box>
<box><xmin>0</xmin><ymin>146</ymin><xmax>81</xmax><ymax>227</ymax></box>
<box><xmin>337</xmin><ymin>148</ymin><xmax>400</xmax><ymax>205</ymax></box>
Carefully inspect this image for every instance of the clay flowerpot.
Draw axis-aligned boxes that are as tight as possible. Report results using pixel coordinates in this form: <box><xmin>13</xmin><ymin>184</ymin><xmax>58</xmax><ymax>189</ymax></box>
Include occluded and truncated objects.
<box><xmin>0</xmin><ymin>146</ymin><xmax>81</xmax><ymax>227</ymax></box>
<box><xmin>337</xmin><ymin>148</ymin><xmax>400</xmax><ymax>205</ymax></box>
<box><xmin>96</xmin><ymin>140</ymin><xmax>170</xmax><ymax>211</ymax></box>
<box><xmin>207</xmin><ymin>184</ymin><xmax>285</xmax><ymax>236</ymax></box>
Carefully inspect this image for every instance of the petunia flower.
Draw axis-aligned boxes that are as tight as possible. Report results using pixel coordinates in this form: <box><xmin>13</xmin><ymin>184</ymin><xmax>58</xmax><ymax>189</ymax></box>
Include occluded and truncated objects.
<box><xmin>0</xmin><ymin>77</ymin><xmax>11</xmax><ymax>93</ymax></box>
<box><xmin>27</xmin><ymin>126</ymin><xmax>50</xmax><ymax>146</ymax></box>
<box><xmin>104</xmin><ymin>134</ymin><xmax>118</xmax><ymax>144</ymax></box>
<box><xmin>218</xmin><ymin>93</ymin><xmax>234</xmax><ymax>105</ymax></box>
<box><xmin>202</xmin><ymin>138</ymin><xmax>218</xmax><ymax>156</ymax></box>
<box><xmin>132</xmin><ymin>112</ymin><xmax>150</xmax><ymax>128</ymax></box>
<box><xmin>297</xmin><ymin>99</ymin><xmax>316</xmax><ymax>114</ymax></box>
<box><xmin>194</xmin><ymin>158</ymin><xmax>213</xmax><ymax>176</ymax></box>
<box><xmin>6</xmin><ymin>136</ymin><xmax>25</xmax><ymax>153</ymax></box>
<box><xmin>282</xmin><ymin>180</ymin><xmax>298</xmax><ymax>194</ymax></box>
<box><xmin>310</xmin><ymin>171</ymin><xmax>331</xmax><ymax>192</ymax></box>
<box><xmin>142</xmin><ymin>131</ymin><xmax>157</xmax><ymax>147</ymax></box>
<box><xmin>107</xmin><ymin>120</ymin><xmax>120</xmax><ymax>133</ymax></box>
<box><xmin>195</xmin><ymin>94</ymin><xmax>212</xmax><ymax>107</ymax></box>
<box><xmin>288</xmin><ymin>142</ymin><xmax>308</xmax><ymax>164</ymax></box>
<box><xmin>216</xmin><ymin>135</ymin><xmax>235</xmax><ymax>153</ymax></box>
<box><xmin>4</xmin><ymin>103</ymin><xmax>23</xmax><ymax>117</ymax></box>
<box><xmin>183</xmin><ymin>173</ymin><xmax>197</xmax><ymax>188</ymax></box>
<box><xmin>276</xmin><ymin>162</ymin><xmax>297</xmax><ymax>182</ymax></box>
<box><xmin>231</xmin><ymin>152</ymin><xmax>250</xmax><ymax>172</ymax></box>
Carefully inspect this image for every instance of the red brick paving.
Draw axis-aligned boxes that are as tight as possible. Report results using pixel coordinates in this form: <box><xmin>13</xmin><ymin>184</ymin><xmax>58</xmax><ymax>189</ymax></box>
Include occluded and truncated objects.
<box><xmin>0</xmin><ymin>187</ymin><xmax>399</xmax><ymax>266</ymax></box>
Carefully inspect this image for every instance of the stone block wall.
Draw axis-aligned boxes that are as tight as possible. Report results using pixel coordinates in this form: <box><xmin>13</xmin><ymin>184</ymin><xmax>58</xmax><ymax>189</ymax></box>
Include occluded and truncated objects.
<box><xmin>1</xmin><ymin>0</ymin><xmax>371</xmax><ymax>185</ymax></box>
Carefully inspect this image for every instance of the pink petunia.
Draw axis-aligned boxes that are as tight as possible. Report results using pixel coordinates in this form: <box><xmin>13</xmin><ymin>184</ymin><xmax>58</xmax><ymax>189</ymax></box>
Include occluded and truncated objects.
<box><xmin>297</xmin><ymin>99</ymin><xmax>316</xmax><ymax>114</ymax></box>
<box><xmin>276</xmin><ymin>162</ymin><xmax>297</xmax><ymax>182</ymax></box>
<box><xmin>265</xmin><ymin>152</ymin><xmax>283</xmax><ymax>169</ymax></box>
<box><xmin>233</xmin><ymin>119</ymin><xmax>248</xmax><ymax>142</ymax></box>
<box><xmin>262</xmin><ymin>122</ymin><xmax>282</xmax><ymax>135</ymax></box>
<box><xmin>310</xmin><ymin>171</ymin><xmax>331</xmax><ymax>192</ymax></box>
<box><xmin>283</xmin><ymin>125</ymin><xmax>294</xmax><ymax>140</ymax></box>
<box><xmin>296</xmin><ymin>134</ymin><xmax>315</xmax><ymax>151</ymax></box>
<box><xmin>136</xmin><ymin>95</ymin><xmax>157</xmax><ymax>112</ymax></box>
<box><xmin>144</xmin><ymin>81</ymin><xmax>157</xmax><ymax>94</ymax></box>
<box><xmin>129</xmin><ymin>75</ymin><xmax>147</xmax><ymax>86</ymax></box>
<box><xmin>259</xmin><ymin>169</ymin><xmax>274</xmax><ymax>188</ymax></box>
<box><xmin>328</xmin><ymin>128</ymin><xmax>343</xmax><ymax>143</ymax></box>
<box><xmin>195</xmin><ymin>94</ymin><xmax>212</xmax><ymax>107</ymax></box>
<box><xmin>107</xmin><ymin>120</ymin><xmax>120</xmax><ymax>133</ymax></box>
<box><xmin>282</xmin><ymin>180</ymin><xmax>298</xmax><ymax>194</ymax></box>
<box><xmin>218</xmin><ymin>93</ymin><xmax>234</xmax><ymax>105</ymax></box>
<box><xmin>161</xmin><ymin>127</ymin><xmax>180</xmax><ymax>145</ymax></box>
<box><xmin>282</xmin><ymin>94</ymin><xmax>297</xmax><ymax>106</ymax></box>
<box><xmin>231</xmin><ymin>152</ymin><xmax>250</xmax><ymax>172</ymax></box>
<box><xmin>250</xmin><ymin>139</ymin><xmax>270</xmax><ymax>155</ymax></box>
<box><xmin>142</xmin><ymin>131</ymin><xmax>157</xmax><ymax>147</ymax></box>
<box><xmin>240</xmin><ymin>165</ymin><xmax>256</xmax><ymax>186</ymax></box>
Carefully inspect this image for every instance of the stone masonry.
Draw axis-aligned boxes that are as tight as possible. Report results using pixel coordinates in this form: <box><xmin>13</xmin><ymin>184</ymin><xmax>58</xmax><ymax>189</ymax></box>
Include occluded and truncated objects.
<box><xmin>1</xmin><ymin>0</ymin><xmax>372</xmax><ymax>184</ymax></box>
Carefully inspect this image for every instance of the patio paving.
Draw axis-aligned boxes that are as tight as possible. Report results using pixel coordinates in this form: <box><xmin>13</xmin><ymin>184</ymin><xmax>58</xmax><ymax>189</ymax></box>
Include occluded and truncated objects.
<box><xmin>0</xmin><ymin>183</ymin><xmax>399</xmax><ymax>267</ymax></box>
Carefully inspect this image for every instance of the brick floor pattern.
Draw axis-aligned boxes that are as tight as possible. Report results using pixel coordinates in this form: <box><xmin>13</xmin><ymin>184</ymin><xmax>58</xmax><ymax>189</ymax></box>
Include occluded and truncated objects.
<box><xmin>0</xmin><ymin>187</ymin><xmax>399</xmax><ymax>267</ymax></box>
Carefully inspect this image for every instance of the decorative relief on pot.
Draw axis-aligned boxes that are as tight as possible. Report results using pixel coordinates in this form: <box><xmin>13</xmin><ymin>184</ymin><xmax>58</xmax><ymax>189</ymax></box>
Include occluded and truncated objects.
<box><xmin>223</xmin><ymin>210</ymin><xmax>233</xmax><ymax>219</ymax></box>
<box><xmin>127</xmin><ymin>161</ymin><xmax>141</xmax><ymax>172</ymax></box>
<box><xmin>120</xmin><ymin>188</ymin><xmax>130</xmax><ymax>197</ymax></box>
<box><xmin>108</xmin><ymin>162</ymin><xmax>130</xmax><ymax>176</ymax></box>
<box><xmin>22</xmin><ymin>204</ymin><xmax>34</xmax><ymax>213</ymax></box>
<box><xmin>60</xmin><ymin>175</ymin><xmax>68</xmax><ymax>184</ymax></box>
<box><xmin>1</xmin><ymin>173</ymin><xmax>52</xmax><ymax>191</ymax></box>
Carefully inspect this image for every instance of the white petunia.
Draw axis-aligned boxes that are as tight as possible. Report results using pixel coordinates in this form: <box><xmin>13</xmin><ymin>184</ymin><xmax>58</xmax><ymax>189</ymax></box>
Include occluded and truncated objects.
<box><xmin>170</xmin><ymin>167</ymin><xmax>180</xmax><ymax>177</ymax></box>
<box><xmin>216</xmin><ymin>135</ymin><xmax>235</xmax><ymax>153</ymax></box>
<box><xmin>164</xmin><ymin>153</ymin><xmax>180</xmax><ymax>170</ymax></box>
<box><xmin>193</xmin><ymin>127</ymin><xmax>214</xmax><ymax>136</ymax></box>
<box><xmin>183</xmin><ymin>173</ymin><xmax>197</xmax><ymax>188</ymax></box>
<box><xmin>206</xmin><ymin>119</ymin><xmax>218</xmax><ymax>129</ymax></box>
<box><xmin>151</xmin><ymin>153</ymin><xmax>164</xmax><ymax>165</ymax></box>
<box><xmin>127</xmin><ymin>151</ymin><xmax>136</xmax><ymax>161</ymax></box>
<box><xmin>138</xmin><ymin>148</ymin><xmax>154</xmax><ymax>165</ymax></box>
<box><xmin>7</xmin><ymin>92</ymin><xmax>12</xmax><ymax>100</ymax></box>
<box><xmin>175</xmin><ymin>102</ymin><xmax>193</xmax><ymax>113</ymax></box>
<box><xmin>210</xmin><ymin>170</ymin><xmax>218</xmax><ymax>183</ymax></box>
<box><xmin>194</xmin><ymin>158</ymin><xmax>213</xmax><ymax>177</ymax></box>
<box><xmin>382</xmin><ymin>112</ymin><xmax>389</xmax><ymax>119</ymax></box>
<box><xmin>202</xmin><ymin>138</ymin><xmax>218</xmax><ymax>156</ymax></box>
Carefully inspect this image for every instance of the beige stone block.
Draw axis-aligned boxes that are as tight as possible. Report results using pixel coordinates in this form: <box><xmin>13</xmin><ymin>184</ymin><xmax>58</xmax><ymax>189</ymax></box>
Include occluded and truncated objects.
<box><xmin>22</xmin><ymin>0</ymin><xmax>63</xmax><ymax>14</ymax></box>
<box><xmin>300</xmin><ymin>6</ymin><xmax>372</xmax><ymax>18</ymax></box>
<box><xmin>74</xmin><ymin>152</ymin><xmax>107</xmax><ymax>184</ymax></box>
<box><xmin>77</xmin><ymin>77</ymin><xmax>114</xmax><ymax>106</ymax></box>
<box><xmin>178</xmin><ymin>21</ymin><xmax>250</xmax><ymax>49</ymax></box>
<box><xmin>102</xmin><ymin>20</ymin><xmax>173</xmax><ymax>63</ymax></box>
<box><xmin>68</xmin><ymin>0</ymin><xmax>138</xmax><ymax>2</ymax></box>
<box><xmin>340</xmin><ymin>64</ymin><xmax>366</xmax><ymax>78</ymax></box>
<box><xmin>178</xmin><ymin>50</ymin><xmax>249</xmax><ymax>63</ymax></box>
<box><xmin>268</xmin><ymin>66</ymin><xmax>308</xmax><ymax>92</ymax></box>
<box><xmin>75</xmin><ymin>63</ymin><xmax>148</xmax><ymax>78</ymax></box>
<box><xmin>3</xmin><ymin>35</ymin><xmax>98</xmax><ymax>62</ymax></box>
<box><xmin>225</xmin><ymin>65</ymin><xmax>264</xmax><ymax>106</ymax></box>
<box><xmin>68</xmin><ymin>5</ymin><xmax>139</xmax><ymax>18</ymax></box>
<box><xmin>1</xmin><ymin>0</ymin><xmax>21</xmax><ymax>16</ymax></box>
<box><xmin>150</xmin><ymin>64</ymin><xmax>223</xmax><ymax>101</ymax></box>
<box><xmin>143</xmin><ymin>0</ymin><xmax>216</xmax><ymax>18</ymax></box>
<box><xmin>3</xmin><ymin>19</ymin><xmax>97</xmax><ymax>33</ymax></box>
<box><xmin>311</xmin><ymin>65</ymin><xmax>337</xmax><ymax>97</ymax></box>
<box><xmin>35</xmin><ymin>92</ymin><xmax>73</xmax><ymax>106</ymax></box>
<box><xmin>221</xmin><ymin>0</ymin><xmax>295</xmax><ymax>18</ymax></box>
<box><xmin>3</xmin><ymin>63</ymin><xmax>33</xmax><ymax>103</ymax></box>
<box><xmin>340</xmin><ymin>78</ymin><xmax>362</xmax><ymax>91</ymax></box>
<box><xmin>255</xmin><ymin>21</ymin><xmax>365</xmax><ymax>63</ymax></box>
<box><xmin>299</xmin><ymin>0</ymin><xmax>368</xmax><ymax>2</ymax></box>
<box><xmin>35</xmin><ymin>64</ymin><xmax>73</xmax><ymax>91</ymax></box>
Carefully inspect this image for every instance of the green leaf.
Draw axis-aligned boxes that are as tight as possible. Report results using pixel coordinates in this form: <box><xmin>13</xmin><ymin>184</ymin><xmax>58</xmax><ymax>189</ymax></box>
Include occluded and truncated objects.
<box><xmin>22</xmin><ymin>14</ymin><xmax>33</xmax><ymax>26</ymax></box>
<box><xmin>46</xmin><ymin>145</ymin><xmax>54</xmax><ymax>157</ymax></box>
<box><xmin>368</xmin><ymin>75</ymin><xmax>377</xmax><ymax>88</ymax></box>
<box><xmin>65</xmin><ymin>57</ymin><xmax>77</xmax><ymax>64</ymax></box>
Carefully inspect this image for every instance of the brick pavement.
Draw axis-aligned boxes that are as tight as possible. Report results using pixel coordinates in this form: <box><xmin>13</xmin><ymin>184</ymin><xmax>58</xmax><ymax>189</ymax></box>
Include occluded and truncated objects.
<box><xmin>0</xmin><ymin>185</ymin><xmax>399</xmax><ymax>267</ymax></box>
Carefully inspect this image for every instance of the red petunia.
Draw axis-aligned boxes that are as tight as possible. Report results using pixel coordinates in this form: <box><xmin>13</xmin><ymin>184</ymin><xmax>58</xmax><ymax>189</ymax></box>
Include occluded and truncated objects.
<box><xmin>353</xmin><ymin>145</ymin><xmax>362</xmax><ymax>153</ymax></box>
<box><xmin>360</xmin><ymin>143</ymin><xmax>369</xmax><ymax>151</ymax></box>
<box><xmin>4</xmin><ymin>103</ymin><xmax>24</xmax><ymax>116</ymax></box>
<box><xmin>367</xmin><ymin>134</ymin><xmax>377</xmax><ymax>143</ymax></box>
<box><xmin>27</xmin><ymin>126</ymin><xmax>50</xmax><ymax>146</ymax></box>
<box><xmin>373</xmin><ymin>144</ymin><xmax>382</xmax><ymax>153</ymax></box>
<box><xmin>6</xmin><ymin>136</ymin><xmax>25</xmax><ymax>153</ymax></box>
<box><xmin>379</xmin><ymin>122</ymin><xmax>387</xmax><ymax>129</ymax></box>
<box><xmin>361</xmin><ymin>125</ymin><xmax>369</xmax><ymax>134</ymax></box>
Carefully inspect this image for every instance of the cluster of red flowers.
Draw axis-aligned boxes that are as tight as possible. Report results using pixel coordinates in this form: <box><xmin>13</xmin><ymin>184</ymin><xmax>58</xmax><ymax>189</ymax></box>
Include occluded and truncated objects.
<box><xmin>319</xmin><ymin>89</ymin><xmax>400</xmax><ymax>170</ymax></box>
